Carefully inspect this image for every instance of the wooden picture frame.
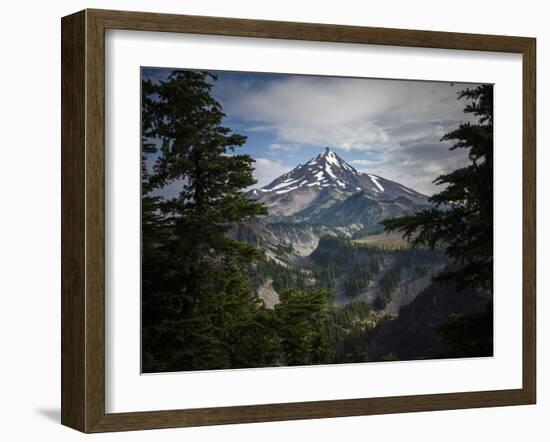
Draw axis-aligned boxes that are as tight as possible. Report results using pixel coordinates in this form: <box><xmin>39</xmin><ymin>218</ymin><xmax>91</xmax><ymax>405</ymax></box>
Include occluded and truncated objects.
<box><xmin>61</xmin><ymin>8</ymin><xmax>536</xmax><ymax>433</ymax></box>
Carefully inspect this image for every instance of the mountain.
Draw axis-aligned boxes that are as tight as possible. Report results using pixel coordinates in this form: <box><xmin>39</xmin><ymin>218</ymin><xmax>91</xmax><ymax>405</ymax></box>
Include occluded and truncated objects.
<box><xmin>247</xmin><ymin>147</ymin><xmax>430</xmax><ymax>234</ymax></box>
<box><xmin>233</xmin><ymin>148</ymin><xmax>445</xmax><ymax>315</ymax></box>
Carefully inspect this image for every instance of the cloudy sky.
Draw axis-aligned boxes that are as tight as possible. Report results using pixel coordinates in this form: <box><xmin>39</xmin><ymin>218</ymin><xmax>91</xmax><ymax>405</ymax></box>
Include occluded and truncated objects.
<box><xmin>143</xmin><ymin>68</ymin><xmax>485</xmax><ymax>196</ymax></box>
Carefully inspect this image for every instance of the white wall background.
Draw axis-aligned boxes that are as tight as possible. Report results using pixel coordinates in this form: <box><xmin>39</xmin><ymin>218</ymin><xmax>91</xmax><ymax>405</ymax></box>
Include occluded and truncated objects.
<box><xmin>0</xmin><ymin>0</ymin><xmax>547</xmax><ymax>440</ymax></box>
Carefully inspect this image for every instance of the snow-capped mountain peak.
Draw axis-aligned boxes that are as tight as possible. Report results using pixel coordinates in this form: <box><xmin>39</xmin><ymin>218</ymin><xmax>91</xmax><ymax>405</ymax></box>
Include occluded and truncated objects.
<box><xmin>258</xmin><ymin>147</ymin><xmax>365</xmax><ymax>195</ymax></box>
<box><xmin>247</xmin><ymin>147</ymin><xmax>428</xmax><ymax>222</ymax></box>
<box><xmin>308</xmin><ymin>147</ymin><xmax>360</xmax><ymax>175</ymax></box>
<box><xmin>244</xmin><ymin>147</ymin><xmax>430</xmax><ymax>238</ymax></box>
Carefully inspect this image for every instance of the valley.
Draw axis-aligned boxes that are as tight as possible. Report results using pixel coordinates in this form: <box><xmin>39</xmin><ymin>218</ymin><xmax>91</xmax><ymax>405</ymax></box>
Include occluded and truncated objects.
<box><xmin>235</xmin><ymin>149</ymin><xmax>449</xmax><ymax>333</ymax></box>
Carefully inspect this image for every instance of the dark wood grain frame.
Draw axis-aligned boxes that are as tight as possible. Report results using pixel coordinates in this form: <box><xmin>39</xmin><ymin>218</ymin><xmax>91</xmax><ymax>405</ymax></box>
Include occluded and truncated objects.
<box><xmin>61</xmin><ymin>8</ymin><xmax>536</xmax><ymax>433</ymax></box>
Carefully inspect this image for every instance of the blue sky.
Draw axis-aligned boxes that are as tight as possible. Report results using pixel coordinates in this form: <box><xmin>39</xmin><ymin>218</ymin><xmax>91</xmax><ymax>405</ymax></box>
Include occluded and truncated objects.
<box><xmin>142</xmin><ymin>67</ymin><xmax>484</xmax><ymax>196</ymax></box>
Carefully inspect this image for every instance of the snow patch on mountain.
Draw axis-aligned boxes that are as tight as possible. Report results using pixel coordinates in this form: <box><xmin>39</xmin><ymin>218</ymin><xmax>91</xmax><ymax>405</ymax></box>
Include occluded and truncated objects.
<box><xmin>368</xmin><ymin>174</ymin><xmax>384</xmax><ymax>192</ymax></box>
<box><xmin>271</xmin><ymin>178</ymin><xmax>300</xmax><ymax>191</ymax></box>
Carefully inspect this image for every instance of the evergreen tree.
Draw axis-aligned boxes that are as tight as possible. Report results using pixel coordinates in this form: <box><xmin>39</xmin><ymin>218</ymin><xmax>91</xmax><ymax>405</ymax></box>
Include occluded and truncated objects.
<box><xmin>382</xmin><ymin>85</ymin><xmax>494</xmax><ymax>359</ymax></box>
<box><xmin>141</xmin><ymin>70</ymin><xmax>275</xmax><ymax>372</ymax></box>
<box><xmin>382</xmin><ymin>85</ymin><xmax>493</xmax><ymax>293</ymax></box>
<box><xmin>273</xmin><ymin>289</ymin><xmax>332</xmax><ymax>365</ymax></box>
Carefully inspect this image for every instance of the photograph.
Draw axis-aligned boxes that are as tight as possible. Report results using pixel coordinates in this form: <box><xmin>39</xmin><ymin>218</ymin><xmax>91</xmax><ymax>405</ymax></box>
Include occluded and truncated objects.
<box><xmin>140</xmin><ymin>67</ymin><xmax>494</xmax><ymax>373</ymax></box>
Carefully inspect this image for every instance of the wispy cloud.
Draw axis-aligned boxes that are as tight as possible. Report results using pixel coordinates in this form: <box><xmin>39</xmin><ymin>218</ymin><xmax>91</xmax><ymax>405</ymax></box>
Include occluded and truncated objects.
<box><xmin>351</xmin><ymin>140</ymin><xmax>470</xmax><ymax>195</ymax></box>
<box><xmin>222</xmin><ymin>76</ymin><xmax>476</xmax><ymax>151</ymax></box>
<box><xmin>250</xmin><ymin>157</ymin><xmax>293</xmax><ymax>189</ymax></box>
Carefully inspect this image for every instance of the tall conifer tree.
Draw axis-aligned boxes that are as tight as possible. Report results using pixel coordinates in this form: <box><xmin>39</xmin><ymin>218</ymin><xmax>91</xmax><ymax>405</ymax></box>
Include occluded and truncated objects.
<box><xmin>141</xmin><ymin>70</ymin><xmax>276</xmax><ymax>372</ymax></box>
<box><xmin>382</xmin><ymin>85</ymin><xmax>494</xmax><ymax>358</ymax></box>
<box><xmin>383</xmin><ymin>85</ymin><xmax>493</xmax><ymax>293</ymax></box>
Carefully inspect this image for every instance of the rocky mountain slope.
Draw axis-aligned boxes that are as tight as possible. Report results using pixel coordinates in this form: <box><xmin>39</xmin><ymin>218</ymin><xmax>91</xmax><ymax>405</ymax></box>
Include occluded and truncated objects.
<box><xmin>247</xmin><ymin>148</ymin><xmax>429</xmax><ymax>236</ymax></box>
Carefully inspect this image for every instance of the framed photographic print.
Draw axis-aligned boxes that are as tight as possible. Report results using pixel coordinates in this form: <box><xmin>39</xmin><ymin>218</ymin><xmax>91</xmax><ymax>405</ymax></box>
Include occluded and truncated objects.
<box><xmin>61</xmin><ymin>9</ymin><xmax>536</xmax><ymax>433</ymax></box>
